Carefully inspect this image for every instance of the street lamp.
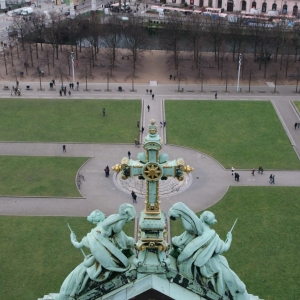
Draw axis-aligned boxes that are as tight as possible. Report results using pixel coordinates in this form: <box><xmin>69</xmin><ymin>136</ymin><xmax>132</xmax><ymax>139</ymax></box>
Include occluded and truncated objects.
<box><xmin>71</xmin><ymin>52</ymin><xmax>75</xmax><ymax>89</ymax></box>
<box><xmin>237</xmin><ymin>53</ymin><xmax>242</xmax><ymax>92</ymax></box>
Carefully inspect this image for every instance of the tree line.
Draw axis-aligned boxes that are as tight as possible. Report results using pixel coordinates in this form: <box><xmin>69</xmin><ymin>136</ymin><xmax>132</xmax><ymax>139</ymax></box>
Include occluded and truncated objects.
<box><xmin>3</xmin><ymin>11</ymin><xmax>300</xmax><ymax>91</ymax></box>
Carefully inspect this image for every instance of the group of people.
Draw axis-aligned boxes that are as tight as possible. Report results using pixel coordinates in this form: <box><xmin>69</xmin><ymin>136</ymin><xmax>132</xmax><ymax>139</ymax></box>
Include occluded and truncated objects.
<box><xmin>59</xmin><ymin>86</ymin><xmax>71</xmax><ymax>96</ymax></box>
<box><xmin>294</xmin><ymin>122</ymin><xmax>300</xmax><ymax>129</ymax></box>
<box><xmin>11</xmin><ymin>86</ymin><xmax>21</xmax><ymax>96</ymax></box>
<box><xmin>232</xmin><ymin>166</ymin><xmax>274</xmax><ymax>184</ymax></box>
<box><xmin>160</xmin><ymin>121</ymin><xmax>166</xmax><ymax>127</ymax></box>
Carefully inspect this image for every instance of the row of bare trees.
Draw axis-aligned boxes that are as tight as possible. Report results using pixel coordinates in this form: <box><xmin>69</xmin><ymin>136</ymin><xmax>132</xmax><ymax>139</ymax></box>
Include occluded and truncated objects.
<box><xmin>4</xmin><ymin>11</ymin><xmax>300</xmax><ymax>91</ymax></box>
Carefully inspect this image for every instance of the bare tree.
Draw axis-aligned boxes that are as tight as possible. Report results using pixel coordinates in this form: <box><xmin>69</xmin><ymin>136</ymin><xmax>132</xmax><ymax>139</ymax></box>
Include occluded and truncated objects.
<box><xmin>101</xmin><ymin>15</ymin><xmax>121</xmax><ymax>73</ymax></box>
<box><xmin>0</xmin><ymin>49</ymin><xmax>10</xmax><ymax>75</ymax></box>
<box><xmin>41</xmin><ymin>46</ymin><xmax>53</xmax><ymax>76</ymax></box>
<box><xmin>270</xmin><ymin>69</ymin><xmax>280</xmax><ymax>93</ymax></box>
<box><xmin>162</xmin><ymin>12</ymin><xmax>184</xmax><ymax>75</ymax></box>
<box><xmin>123</xmin><ymin>16</ymin><xmax>148</xmax><ymax>90</ymax></box>
<box><xmin>102</xmin><ymin>71</ymin><xmax>115</xmax><ymax>92</ymax></box>
<box><xmin>290</xmin><ymin>67</ymin><xmax>300</xmax><ymax>93</ymax></box>
<box><xmin>54</xmin><ymin>65</ymin><xmax>70</xmax><ymax>87</ymax></box>
<box><xmin>79</xmin><ymin>63</ymin><xmax>94</xmax><ymax>91</ymax></box>
<box><xmin>245</xmin><ymin>67</ymin><xmax>257</xmax><ymax>93</ymax></box>
<box><xmin>32</xmin><ymin>65</ymin><xmax>46</xmax><ymax>91</ymax></box>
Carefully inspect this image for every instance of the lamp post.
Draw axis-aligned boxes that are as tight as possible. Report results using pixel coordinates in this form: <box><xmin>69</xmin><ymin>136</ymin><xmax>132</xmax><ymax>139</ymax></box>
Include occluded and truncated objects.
<box><xmin>237</xmin><ymin>53</ymin><xmax>242</xmax><ymax>92</ymax></box>
<box><xmin>71</xmin><ymin>52</ymin><xmax>75</xmax><ymax>89</ymax></box>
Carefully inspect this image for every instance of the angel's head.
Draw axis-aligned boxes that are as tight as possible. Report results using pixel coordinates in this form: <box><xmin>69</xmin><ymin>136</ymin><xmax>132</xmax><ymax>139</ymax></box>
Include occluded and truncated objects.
<box><xmin>200</xmin><ymin>211</ymin><xmax>217</xmax><ymax>226</ymax></box>
<box><xmin>87</xmin><ymin>210</ymin><xmax>106</xmax><ymax>224</ymax></box>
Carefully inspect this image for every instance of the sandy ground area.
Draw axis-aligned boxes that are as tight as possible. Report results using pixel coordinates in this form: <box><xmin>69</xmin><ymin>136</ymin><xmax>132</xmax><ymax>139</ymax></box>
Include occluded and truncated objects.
<box><xmin>2</xmin><ymin>44</ymin><xmax>299</xmax><ymax>87</ymax></box>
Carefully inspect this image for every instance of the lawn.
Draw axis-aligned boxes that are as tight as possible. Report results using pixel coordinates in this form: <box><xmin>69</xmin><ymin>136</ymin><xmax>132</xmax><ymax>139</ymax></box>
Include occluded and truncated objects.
<box><xmin>0</xmin><ymin>99</ymin><xmax>141</xmax><ymax>142</ymax></box>
<box><xmin>294</xmin><ymin>101</ymin><xmax>300</xmax><ymax>115</ymax></box>
<box><xmin>165</xmin><ymin>100</ymin><xmax>300</xmax><ymax>169</ymax></box>
<box><xmin>170</xmin><ymin>186</ymin><xmax>300</xmax><ymax>300</ymax></box>
<box><xmin>0</xmin><ymin>215</ymin><xmax>134</xmax><ymax>300</ymax></box>
<box><xmin>0</xmin><ymin>156</ymin><xmax>88</xmax><ymax>196</ymax></box>
<box><xmin>2</xmin><ymin>187</ymin><xmax>299</xmax><ymax>300</ymax></box>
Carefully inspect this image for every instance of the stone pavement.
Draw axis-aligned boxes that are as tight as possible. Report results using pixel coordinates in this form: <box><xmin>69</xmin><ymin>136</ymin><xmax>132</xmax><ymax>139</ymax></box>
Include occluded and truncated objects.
<box><xmin>0</xmin><ymin>82</ymin><xmax>300</xmax><ymax>217</ymax></box>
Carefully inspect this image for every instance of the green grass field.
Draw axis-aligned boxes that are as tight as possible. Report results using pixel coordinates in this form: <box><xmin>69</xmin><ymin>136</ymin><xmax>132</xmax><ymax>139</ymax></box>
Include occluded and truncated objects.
<box><xmin>0</xmin><ymin>156</ymin><xmax>88</xmax><ymax>196</ymax></box>
<box><xmin>2</xmin><ymin>187</ymin><xmax>299</xmax><ymax>300</ymax></box>
<box><xmin>0</xmin><ymin>215</ymin><xmax>134</xmax><ymax>300</ymax></box>
<box><xmin>0</xmin><ymin>99</ymin><xmax>141</xmax><ymax>142</ymax></box>
<box><xmin>165</xmin><ymin>100</ymin><xmax>300</xmax><ymax>169</ymax></box>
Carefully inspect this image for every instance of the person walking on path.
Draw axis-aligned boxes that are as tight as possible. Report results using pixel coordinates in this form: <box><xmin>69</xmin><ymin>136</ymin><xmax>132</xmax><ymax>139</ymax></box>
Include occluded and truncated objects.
<box><xmin>102</xmin><ymin>108</ymin><xmax>105</xmax><ymax>116</ymax></box>
<box><xmin>271</xmin><ymin>175</ymin><xmax>275</xmax><ymax>184</ymax></box>
<box><xmin>258</xmin><ymin>166</ymin><xmax>263</xmax><ymax>174</ymax></box>
<box><xmin>163</xmin><ymin>121</ymin><xmax>166</xmax><ymax>127</ymax></box>
<box><xmin>76</xmin><ymin>82</ymin><xmax>79</xmax><ymax>91</ymax></box>
<box><xmin>269</xmin><ymin>174</ymin><xmax>273</xmax><ymax>184</ymax></box>
<box><xmin>62</xmin><ymin>145</ymin><xmax>66</xmax><ymax>152</ymax></box>
<box><xmin>295</xmin><ymin>122</ymin><xmax>298</xmax><ymax>130</ymax></box>
<box><xmin>146</xmin><ymin>89</ymin><xmax>148</xmax><ymax>94</ymax></box>
<box><xmin>68</xmin><ymin>90</ymin><xmax>71</xmax><ymax>96</ymax></box>
<box><xmin>251</xmin><ymin>168</ymin><xmax>255</xmax><ymax>176</ymax></box>
<box><xmin>152</xmin><ymin>94</ymin><xmax>154</xmax><ymax>100</ymax></box>
<box><xmin>104</xmin><ymin>166</ymin><xmax>110</xmax><ymax>178</ymax></box>
<box><xmin>131</xmin><ymin>191</ymin><xmax>137</xmax><ymax>203</ymax></box>
<box><xmin>231</xmin><ymin>167</ymin><xmax>235</xmax><ymax>176</ymax></box>
<box><xmin>128</xmin><ymin>151</ymin><xmax>131</xmax><ymax>159</ymax></box>
<box><xmin>141</xmin><ymin>126</ymin><xmax>144</xmax><ymax>134</ymax></box>
<box><xmin>215</xmin><ymin>92</ymin><xmax>217</xmax><ymax>99</ymax></box>
<box><xmin>147</xmin><ymin>105</ymin><xmax>150</xmax><ymax>112</ymax></box>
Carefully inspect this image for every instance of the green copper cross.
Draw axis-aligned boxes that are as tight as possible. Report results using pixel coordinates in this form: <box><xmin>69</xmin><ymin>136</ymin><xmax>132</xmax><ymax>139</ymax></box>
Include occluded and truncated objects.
<box><xmin>112</xmin><ymin>119</ymin><xmax>193</xmax><ymax>214</ymax></box>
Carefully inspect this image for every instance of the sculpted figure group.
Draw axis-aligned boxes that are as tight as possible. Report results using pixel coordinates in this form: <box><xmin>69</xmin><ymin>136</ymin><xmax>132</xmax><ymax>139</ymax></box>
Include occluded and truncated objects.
<box><xmin>55</xmin><ymin>203</ymin><xmax>136</xmax><ymax>300</ymax></box>
<box><xmin>56</xmin><ymin>202</ymin><xmax>252</xmax><ymax>300</ymax></box>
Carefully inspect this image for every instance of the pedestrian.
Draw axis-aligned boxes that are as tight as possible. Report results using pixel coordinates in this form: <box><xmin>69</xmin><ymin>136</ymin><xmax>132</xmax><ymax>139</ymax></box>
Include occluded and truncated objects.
<box><xmin>215</xmin><ymin>92</ymin><xmax>217</xmax><ymax>99</ymax></box>
<box><xmin>234</xmin><ymin>173</ymin><xmax>237</xmax><ymax>181</ymax></box>
<box><xmin>160</xmin><ymin>122</ymin><xmax>163</xmax><ymax>127</ymax></box>
<box><xmin>62</xmin><ymin>145</ymin><xmax>66</xmax><ymax>152</ymax></box>
<box><xmin>173</xmin><ymin>75</ymin><xmax>176</xmax><ymax>81</ymax></box>
<box><xmin>102</xmin><ymin>108</ymin><xmax>105</xmax><ymax>116</ymax></box>
<box><xmin>269</xmin><ymin>174</ymin><xmax>273</xmax><ymax>184</ymax></box>
<box><xmin>11</xmin><ymin>87</ymin><xmax>13</xmax><ymax>96</ymax></box>
<box><xmin>52</xmin><ymin>79</ymin><xmax>55</xmax><ymax>85</ymax></box>
<box><xmin>128</xmin><ymin>151</ymin><xmax>131</xmax><ymax>159</ymax></box>
<box><xmin>231</xmin><ymin>167</ymin><xmax>235</xmax><ymax>176</ymax></box>
<box><xmin>163</xmin><ymin>121</ymin><xmax>166</xmax><ymax>127</ymax></box>
<box><xmin>77</xmin><ymin>81</ymin><xmax>79</xmax><ymax>91</ymax></box>
<box><xmin>146</xmin><ymin>89</ymin><xmax>148</xmax><ymax>94</ymax></box>
<box><xmin>141</xmin><ymin>126</ymin><xmax>144</xmax><ymax>134</ymax></box>
<box><xmin>295</xmin><ymin>122</ymin><xmax>298</xmax><ymax>130</ymax></box>
<box><xmin>169</xmin><ymin>74</ymin><xmax>172</xmax><ymax>80</ymax></box>
<box><xmin>251</xmin><ymin>168</ymin><xmax>255</xmax><ymax>176</ymax></box>
<box><xmin>152</xmin><ymin>94</ymin><xmax>154</xmax><ymax>100</ymax></box>
<box><xmin>59</xmin><ymin>90</ymin><xmax>62</xmax><ymax>96</ymax></box>
<box><xmin>272</xmin><ymin>175</ymin><xmax>275</xmax><ymax>184</ymax></box>
<box><xmin>258</xmin><ymin>166</ymin><xmax>263</xmax><ymax>174</ymax></box>
<box><xmin>68</xmin><ymin>90</ymin><xmax>71</xmax><ymax>96</ymax></box>
<box><xmin>131</xmin><ymin>191</ymin><xmax>137</xmax><ymax>203</ymax></box>
<box><xmin>147</xmin><ymin>105</ymin><xmax>150</xmax><ymax>112</ymax></box>
<box><xmin>69</xmin><ymin>83</ymin><xmax>72</xmax><ymax>89</ymax></box>
<box><xmin>236</xmin><ymin>173</ymin><xmax>240</xmax><ymax>181</ymax></box>
<box><xmin>137</xmin><ymin>120</ymin><xmax>140</xmax><ymax>128</ymax></box>
<box><xmin>104</xmin><ymin>166</ymin><xmax>110</xmax><ymax>178</ymax></box>
<box><xmin>149</xmin><ymin>89</ymin><xmax>152</xmax><ymax>94</ymax></box>
<box><xmin>64</xmin><ymin>89</ymin><xmax>66</xmax><ymax>96</ymax></box>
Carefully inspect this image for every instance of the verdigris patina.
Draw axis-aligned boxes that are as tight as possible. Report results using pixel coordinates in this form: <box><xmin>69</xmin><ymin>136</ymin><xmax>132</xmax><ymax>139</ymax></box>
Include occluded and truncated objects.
<box><xmin>55</xmin><ymin>204</ymin><xmax>136</xmax><ymax>300</ymax></box>
<box><xmin>168</xmin><ymin>202</ymin><xmax>252</xmax><ymax>300</ymax></box>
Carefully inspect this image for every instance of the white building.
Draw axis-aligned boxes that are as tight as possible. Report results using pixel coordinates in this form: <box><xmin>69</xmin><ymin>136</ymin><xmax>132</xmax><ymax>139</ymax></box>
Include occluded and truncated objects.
<box><xmin>166</xmin><ymin>0</ymin><xmax>299</xmax><ymax>16</ymax></box>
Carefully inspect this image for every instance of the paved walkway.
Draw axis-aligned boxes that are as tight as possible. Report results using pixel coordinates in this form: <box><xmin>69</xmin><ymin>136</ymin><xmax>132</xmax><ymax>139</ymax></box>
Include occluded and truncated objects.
<box><xmin>0</xmin><ymin>82</ymin><xmax>300</xmax><ymax>216</ymax></box>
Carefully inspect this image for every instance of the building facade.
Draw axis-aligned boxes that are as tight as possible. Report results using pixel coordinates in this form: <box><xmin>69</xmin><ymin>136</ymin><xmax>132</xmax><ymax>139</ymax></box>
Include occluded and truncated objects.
<box><xmin>166</xmin><ymin>0</ymin><xmax>299</xmax><ymax>16</ymax></box>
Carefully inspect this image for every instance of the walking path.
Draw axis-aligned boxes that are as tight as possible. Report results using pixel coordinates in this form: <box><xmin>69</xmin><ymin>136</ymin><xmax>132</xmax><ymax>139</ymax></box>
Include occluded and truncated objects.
<box><xmin>0</xmin><ymin>82</ymin><xmax>300</xmax><ymax>216</ymax></box>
